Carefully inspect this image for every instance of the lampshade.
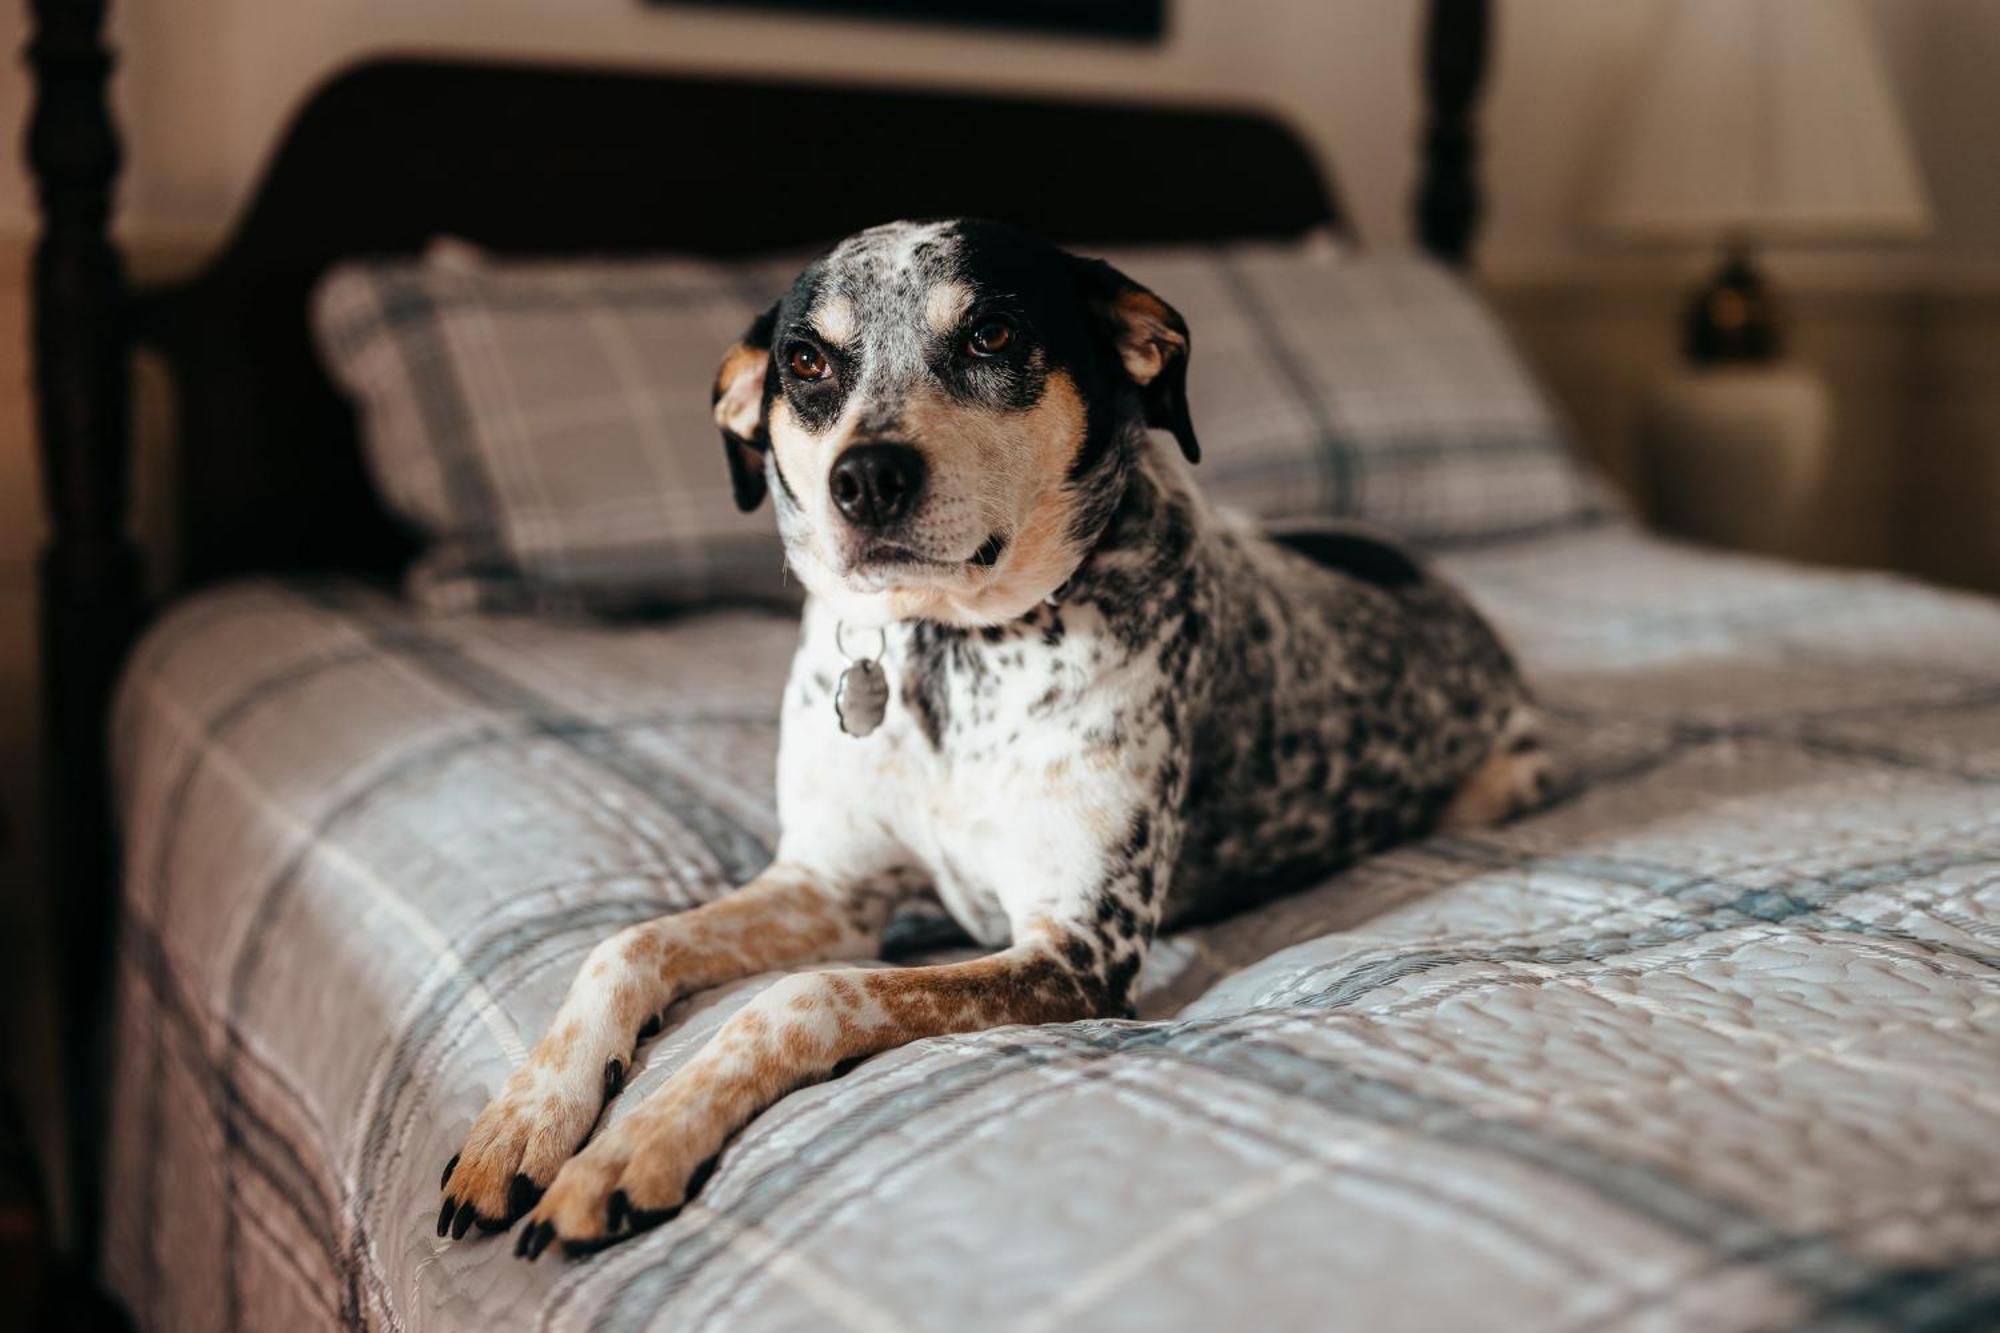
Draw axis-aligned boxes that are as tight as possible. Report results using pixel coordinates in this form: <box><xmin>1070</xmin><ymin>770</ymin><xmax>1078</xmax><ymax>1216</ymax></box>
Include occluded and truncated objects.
<box><xmin>1591</xmin><ymin>0</ymin><xmax>1932</xmax><ymax>245</ymax></box>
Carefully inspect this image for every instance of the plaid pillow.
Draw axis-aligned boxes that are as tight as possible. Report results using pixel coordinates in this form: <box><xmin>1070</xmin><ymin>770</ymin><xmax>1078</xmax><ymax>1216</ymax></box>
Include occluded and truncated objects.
<box><xmin>314</xmin><ymin>242</ymin><xmax>799</xmax><ymax>614</ymax></box>
<box><xmin>314</xmin><ymin>239</ymin><xmax>1603</xmax><ymax>616</ymax></box>
<box><xmin>1095</xmin><ymin>242</ymin><xmax>1611</xmax><ymax>546</ymax></box>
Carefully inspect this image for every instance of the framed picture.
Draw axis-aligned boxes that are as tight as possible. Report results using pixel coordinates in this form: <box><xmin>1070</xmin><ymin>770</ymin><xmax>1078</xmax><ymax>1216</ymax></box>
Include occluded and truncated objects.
<box><xmin>651</xmin><ymin>0</ymin><xmax>1167</xmax><ymax>41</ymax></box>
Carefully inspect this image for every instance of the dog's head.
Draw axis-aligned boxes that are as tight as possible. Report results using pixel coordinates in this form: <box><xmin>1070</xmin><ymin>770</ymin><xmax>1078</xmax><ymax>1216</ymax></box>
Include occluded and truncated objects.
<box><xmin>713</xmin><ymin>219</ymin><xmax>1196</xmax><ymax>626</ymax></box>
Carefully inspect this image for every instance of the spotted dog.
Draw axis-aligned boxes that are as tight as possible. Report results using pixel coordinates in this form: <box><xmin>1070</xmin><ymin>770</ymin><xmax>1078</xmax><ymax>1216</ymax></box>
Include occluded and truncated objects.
<box><xmin>438</xmin><ymin>220</ymin><xmax>1549</xmax><ymax>1256</ymax></box>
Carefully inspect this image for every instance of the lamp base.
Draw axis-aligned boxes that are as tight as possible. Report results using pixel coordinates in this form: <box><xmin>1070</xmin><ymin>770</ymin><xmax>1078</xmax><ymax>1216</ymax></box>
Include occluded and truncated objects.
<box><xmin>1684</xmin><ymin>243</ymin><xmax>1782</xmax><ymax>364</ymax></box>
<box><xmin>1639</xmin><ymin>363</ymin><xmax>1831</xmax><ymax>557</ymax></box>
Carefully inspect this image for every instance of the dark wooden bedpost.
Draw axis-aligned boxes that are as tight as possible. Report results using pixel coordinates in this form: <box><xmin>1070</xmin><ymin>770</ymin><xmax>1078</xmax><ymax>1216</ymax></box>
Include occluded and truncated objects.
<box><xmin>25</xmin><ymin>0</ymin><xmax>140</xmax><ymax>1259</ymax></box>
<box><xmin>1416</xmin><ymin>0</ymin><xmax>1491</xmax><ymax>266</ymax></box>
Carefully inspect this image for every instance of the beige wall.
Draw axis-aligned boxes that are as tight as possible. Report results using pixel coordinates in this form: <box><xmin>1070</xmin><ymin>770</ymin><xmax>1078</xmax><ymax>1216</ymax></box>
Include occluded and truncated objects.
<box><xmin>2</xmin><ymin>1</ymin><xmax>1997</xmax><ymax>270</ymax></box>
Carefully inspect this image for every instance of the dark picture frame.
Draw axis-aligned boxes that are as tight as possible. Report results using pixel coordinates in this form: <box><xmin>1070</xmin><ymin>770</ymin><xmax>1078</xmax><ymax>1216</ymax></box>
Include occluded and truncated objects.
<box><xmin>651</xmin><ymin>0</ymin><xmax>1167</xmax><ymax>41</ymax></box>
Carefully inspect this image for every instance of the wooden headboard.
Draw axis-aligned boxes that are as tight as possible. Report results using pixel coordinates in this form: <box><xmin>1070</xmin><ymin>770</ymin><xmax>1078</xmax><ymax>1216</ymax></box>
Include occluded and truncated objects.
<box><xmin>137</xmin><ymin>60</ymin><xmax>1346</xmax><ymax>589</ymax></box>
<box><xmin>24</xmin><ymin>0</ymin><xmax>1489</xmax><ymax>1259</ymax></box>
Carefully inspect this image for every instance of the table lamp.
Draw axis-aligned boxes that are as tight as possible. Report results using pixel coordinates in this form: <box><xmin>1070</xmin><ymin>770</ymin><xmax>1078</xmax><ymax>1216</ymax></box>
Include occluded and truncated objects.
<box><xmin>1589</xmin><ymin>0</ymin><xmax>1931</xmax><ymax>554</ymax></box>
<box><xmin>1592</xmin><ymin>0</ymin><xmax>1931</xmax><ymax>361</ymax></box>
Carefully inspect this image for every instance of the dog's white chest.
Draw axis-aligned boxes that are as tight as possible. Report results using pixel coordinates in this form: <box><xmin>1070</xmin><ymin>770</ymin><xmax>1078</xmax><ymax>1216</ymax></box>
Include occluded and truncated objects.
<box><xmin>897</xmin><ymin>644</ymin><xmax>1104</xmax><ymax>945</ymax></box>
<box><xmin>776</xmin><ymin>605</ymin><xmax>1138</xmax><ymax>948</ymax></box>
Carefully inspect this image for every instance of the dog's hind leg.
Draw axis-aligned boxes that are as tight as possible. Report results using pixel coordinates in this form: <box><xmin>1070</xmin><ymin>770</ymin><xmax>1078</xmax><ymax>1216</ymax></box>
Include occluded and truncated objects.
<box><xmin>1440</xmin><ymin>707</ymin><xmax>1555</xmax><ymax>830</ymax></box>
<box><xmin>513</xmin><ymin>916</ymin><xmax>1126</xmax><ymax>1257</ymax></box>
<box><xmin>437</xmin><ymin>864</ymin><xmax>914</xmax><ymax>1238</ymax></box>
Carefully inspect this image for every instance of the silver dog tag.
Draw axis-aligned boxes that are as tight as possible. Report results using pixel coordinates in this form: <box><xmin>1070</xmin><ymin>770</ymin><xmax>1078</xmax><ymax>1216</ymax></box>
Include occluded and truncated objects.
<box><xmin>835</xmin><ymin>658</ymin><xmax>889</xmax><ymax>737</ymax></box>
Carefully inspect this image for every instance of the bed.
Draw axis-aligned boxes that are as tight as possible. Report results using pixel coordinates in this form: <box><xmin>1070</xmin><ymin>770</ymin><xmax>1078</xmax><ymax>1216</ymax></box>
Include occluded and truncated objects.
<box><xmin>24</xmin><ymin>4</ymin><xmax>2000</xmax><ymax>1330</ymax></box>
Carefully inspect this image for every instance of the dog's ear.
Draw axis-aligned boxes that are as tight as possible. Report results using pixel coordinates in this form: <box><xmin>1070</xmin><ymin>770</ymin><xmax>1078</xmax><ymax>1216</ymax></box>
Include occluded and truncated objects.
<box><xmin>712</xmin><ymin>303</ymin><xmax>780</xmax><ymax>511</ymax></box>
<box><xmin>1067</xmin><ymin>256</ymin><xmax>1198</xmax><ymax>463</ymax></box>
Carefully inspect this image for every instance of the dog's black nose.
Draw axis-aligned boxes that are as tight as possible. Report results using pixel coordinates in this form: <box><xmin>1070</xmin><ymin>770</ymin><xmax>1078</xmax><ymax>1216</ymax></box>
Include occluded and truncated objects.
<box><xmin>830</xmin><ymin>443</ymin><xmax>925</xmax><ymax>528</ymax></box>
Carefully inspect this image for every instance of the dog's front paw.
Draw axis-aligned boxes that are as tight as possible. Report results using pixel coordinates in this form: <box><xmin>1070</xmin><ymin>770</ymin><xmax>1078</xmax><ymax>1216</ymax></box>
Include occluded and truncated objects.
<box><xmin>513</xmin><ymin>1094</ymin><xmax>717</xmax><ymax>1259</ymax></box>
<box><xmin>437</xmin><ymin>1052</ymin><xmax>632</xmax><ymax>1240</ymax></box>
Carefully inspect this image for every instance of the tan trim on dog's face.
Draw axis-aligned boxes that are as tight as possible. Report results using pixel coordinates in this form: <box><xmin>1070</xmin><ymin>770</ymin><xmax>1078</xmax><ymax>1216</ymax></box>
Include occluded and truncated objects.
<box><xmin>874</xmin><ymin>369</ymin><xmax>1091</xmax><ymax>627</ymax></box>
<box><xmin>767</xmin><ymin>337</ymin><xmax>1097</xmax><ymax>627</ymax></box>
<box><xmin>810</xmin><ymin>294</ymin><xmax>857</xmax><ymax>347</ymax></box>
<box><xmin>923</xmin><ymin>281</ymin><xmax>973</xmax><ymax>337</ymax></box>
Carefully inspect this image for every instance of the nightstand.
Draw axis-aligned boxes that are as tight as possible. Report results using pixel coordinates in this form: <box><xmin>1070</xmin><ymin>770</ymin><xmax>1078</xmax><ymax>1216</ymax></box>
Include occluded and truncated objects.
<box><xmin>1636</xmin><ymin>364</ymin><xmax>1833</xmax><ymax>558</ymax></box>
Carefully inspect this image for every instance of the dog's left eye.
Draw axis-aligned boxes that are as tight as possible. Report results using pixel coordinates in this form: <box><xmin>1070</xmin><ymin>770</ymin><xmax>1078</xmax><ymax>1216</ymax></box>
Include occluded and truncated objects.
<box><xmin>787</xmin><ymin>342</ymin><xmax>831</xmax><ymax>381</ymax></box>
<box><xmin>965</xmin><ymin>318</ymin><xmax>1014</xmax><ymax>357</ymax></box>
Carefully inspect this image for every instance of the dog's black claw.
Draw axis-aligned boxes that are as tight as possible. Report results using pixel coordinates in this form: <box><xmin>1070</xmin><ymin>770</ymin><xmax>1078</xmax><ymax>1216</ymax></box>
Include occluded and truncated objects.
<box><xmin>561</xmin><ymin>1231</ymin><xmax>626</xmax><ymax>1259</ymax></box>
<box><xmin>450</xmin><ymin>1199</ymin><xmax>477</xmax><ymax>1240</ymax></box>
<box><xmin>440</xmin><ymin>1154</ymin><xmax>460</xmax><ymax>1192</ymax></box>
<box><xmin>637</xmin><ymin>1013</ymin><xmax>663</xmax><ymax>1040</ymax></box>
<box><xmin>684</xmin><ymin>1154</ymin><xmax>720</xmax><ymax>1201</ymax></box>
<box><xmin>603</xmin><ymin>1058</ymin><xmax>626</xmax><ymax>1101</ymax></box>
<box><xmin>521</xmin><ymin>1221</ymin><xmax>555</xmax><ymax>1262</ymax></box>
<box><xmin>437</xmin><ymin>1196</ymin><xmax>457</xmax><ymax>1239</ymax></box>
<box><xmin>624</xmin><ymin>1201</ymin><xmax>683</xmax><ymax>1233</ymax></box>
<box><xmin>607</xmin><ymin>1189</ymin><xmax>631</xmax><ymax>1234</ymax></box>
<box><xmin>514</xmin><ymin>1225</ymin><xmax>533</xmax><ymax>1259</ymax></box>
<box><xmin>508</xmin><ymin>1173</ymin><xmax>542</xmax><ymax>1220</ymax></box>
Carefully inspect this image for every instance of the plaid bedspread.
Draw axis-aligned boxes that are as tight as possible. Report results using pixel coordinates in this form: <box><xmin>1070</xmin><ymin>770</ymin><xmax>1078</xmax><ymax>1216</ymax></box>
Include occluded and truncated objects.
<box><xmin>103</xmin><ymin>525</ymin><xmax>2000</xmax><ymax>1332</ymax></box>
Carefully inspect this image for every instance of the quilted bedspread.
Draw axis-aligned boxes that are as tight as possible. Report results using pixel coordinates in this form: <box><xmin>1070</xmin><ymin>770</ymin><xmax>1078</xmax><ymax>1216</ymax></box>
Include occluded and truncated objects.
<box><xmin>103</xmin><ymin>524</ymin><xmax>2000</xmax><ymax>1332</ymax></box>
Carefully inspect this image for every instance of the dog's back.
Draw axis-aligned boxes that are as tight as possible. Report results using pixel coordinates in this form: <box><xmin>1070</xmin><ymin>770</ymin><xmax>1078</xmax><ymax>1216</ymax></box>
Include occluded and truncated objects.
<box><xmin>1134</xmin><ymin>470</ymin><xmax>1533</xmax><ymax>926</ymax></box>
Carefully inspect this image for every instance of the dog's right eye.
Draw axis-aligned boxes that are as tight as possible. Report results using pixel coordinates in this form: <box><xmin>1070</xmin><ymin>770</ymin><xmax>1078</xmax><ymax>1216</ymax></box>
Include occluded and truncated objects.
<box><xmin>787</xmin><ymin>342</ymin><xmax>831</xmax><ymax>381</ymax></box>
<box><xmin>966</xmin><ymin>317</ymin><xmax>1015</xmax><ymax>358</ymax></box>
